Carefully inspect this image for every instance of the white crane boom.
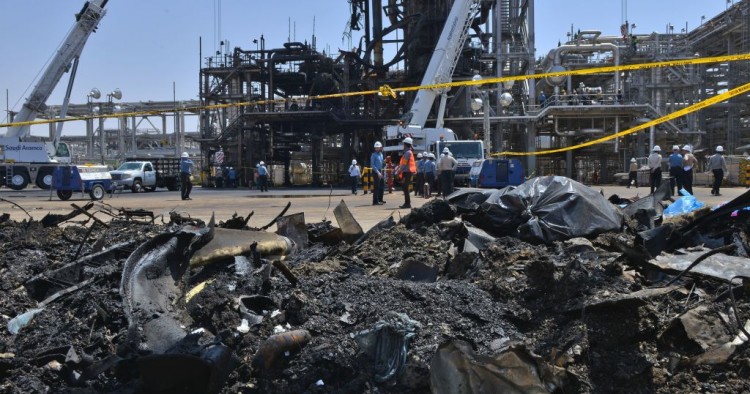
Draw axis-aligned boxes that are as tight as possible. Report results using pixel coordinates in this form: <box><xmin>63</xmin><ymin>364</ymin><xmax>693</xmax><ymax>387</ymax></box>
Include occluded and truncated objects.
<box><xmin>6</xmin><ymin>0</ymin><xmax>108</xmax><ymax>138</ymax></box>
<box><xmin>401</xmin><ymin>0</ymin><xmax>481</xmax><ymax>129</ymax></box>
<box><xmin>384</xmin><ymin>0</ymin><xmax>482</xmax><ymax>153</ymax></box>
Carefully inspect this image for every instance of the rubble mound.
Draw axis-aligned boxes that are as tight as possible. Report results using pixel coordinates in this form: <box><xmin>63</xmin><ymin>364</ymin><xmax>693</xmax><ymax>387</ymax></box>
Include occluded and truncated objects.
<box><xmin>1</xmin><ymin>186</ymin><xmax>750</xmax><ymax>393</ymax></box>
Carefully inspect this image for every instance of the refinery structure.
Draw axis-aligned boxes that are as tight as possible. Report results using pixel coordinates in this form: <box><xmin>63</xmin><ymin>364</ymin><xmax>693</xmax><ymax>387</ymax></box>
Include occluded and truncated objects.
<box><xmin>19</xmin><ymin>0</ymin><xmax>750</xmax><ymax>186</ymax></box>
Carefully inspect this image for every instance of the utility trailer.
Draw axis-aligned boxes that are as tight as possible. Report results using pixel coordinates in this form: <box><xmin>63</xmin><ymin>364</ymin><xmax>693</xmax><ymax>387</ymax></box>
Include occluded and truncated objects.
<box><xmin>52</xmin><ymin>165</ymin><xmax>115</xmax><ymax>201</ymax></box>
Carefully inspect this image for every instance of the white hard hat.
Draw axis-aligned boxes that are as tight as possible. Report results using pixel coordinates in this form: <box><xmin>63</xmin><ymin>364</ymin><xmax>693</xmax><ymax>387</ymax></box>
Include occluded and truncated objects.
<box><xmin>672</xmin><ymin>145</ymin><xmax>680</xmax><ymax>151</ymax></box>
<box><xmin>442</xmin><ymin>147</ymin><xmax>450</xmax><ymax>153</ymax></box>
<box><xmin>430</xmin><ymin>153</ymin><xmax>436</xmax><ymax>159</ymax></box>
<box><xmin>352</xmin><ymin>159</ymin><xmax>357</xmax><ymax>165</ymax></box>
<box><xmin>403</xmin><ymin>137</ymin><xmax>413</xmax><ymax>145</ymax></box>
<box><xmin>417</xmin><ymin>153</ymin><xmax>423</xmax><ymax>159</ymax></box>
<box><xmin>181</xmin><ymin>152</ymin><xmax>189</xmax><ymax>158</ymax></box>
<box><xmin>653</xmin><ymin>145</ymin><xmax>661</xmax><ymax>152</ymax></box>
<box><xmin>716</xmin><ymin>145</ymin><xmax>724</xmax><ymax>152</ymax></box>
<box><xmin>682</xmin><ymin>145</ymin><xmax>692</xmax><ymax>153</ymax></box>
<box><xmin>374</xmin><ymin>141</ymin><xmax>382</xmax><ymax>148</ymax></box>
<box><xmin>259</xmin><ymin>161</ymin><xmax>265</xmax><ymax>165</ymax></box>
<box><xmin>631</xmin><ymin>158</ymin><xmax>636</xmax><ymax>162</ymax></box>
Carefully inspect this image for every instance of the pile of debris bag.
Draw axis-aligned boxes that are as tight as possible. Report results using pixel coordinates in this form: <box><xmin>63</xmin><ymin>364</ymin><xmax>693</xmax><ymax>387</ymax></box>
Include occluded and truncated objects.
<box><xmin>0</xmin><ymin>175</ymin><xmax>749</xmax><ymax>393</ymax></box>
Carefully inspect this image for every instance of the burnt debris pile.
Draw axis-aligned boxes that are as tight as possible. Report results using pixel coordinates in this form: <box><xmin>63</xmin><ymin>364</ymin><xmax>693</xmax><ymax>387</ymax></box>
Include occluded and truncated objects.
<box><xmin>1</xmin><ymin>176</ymin><xmax>750</xmax><ymax>393</ymax></box>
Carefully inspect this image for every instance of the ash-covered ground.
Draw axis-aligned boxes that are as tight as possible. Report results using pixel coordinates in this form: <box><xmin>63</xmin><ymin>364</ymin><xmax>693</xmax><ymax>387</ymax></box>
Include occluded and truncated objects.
<box><xmin>1</xmin><ymin>181</ymin><xmax>750</xmax><ymax>393</ymax></box>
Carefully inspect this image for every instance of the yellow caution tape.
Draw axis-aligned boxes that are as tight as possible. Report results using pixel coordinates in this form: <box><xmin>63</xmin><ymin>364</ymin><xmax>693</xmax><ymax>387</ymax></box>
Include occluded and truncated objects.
<box><xmin>378</xmin><ymin>84</ymin><xmax>398</xmax><ymax>99</ymax></box>
<box><xmin>1</xmin><ymin>53</ymin><xmax>749</xmax><ymax>130</ymax></box>
<box><xmin>185</xmin><ymin>279</ymin><xmax>214</xmax><ymax>303</ymax></box>
<box><xmin>495</xmin><ymin>79</ymin><xmax>750</xmax><ymax>156</ymax></box>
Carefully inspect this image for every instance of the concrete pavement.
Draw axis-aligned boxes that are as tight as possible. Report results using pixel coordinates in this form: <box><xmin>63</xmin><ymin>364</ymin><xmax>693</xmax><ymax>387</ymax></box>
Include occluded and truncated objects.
<box><xmin>0</xmin><ymin>186</ymin><xmax>429</xmax><ymax>231</ymax></box>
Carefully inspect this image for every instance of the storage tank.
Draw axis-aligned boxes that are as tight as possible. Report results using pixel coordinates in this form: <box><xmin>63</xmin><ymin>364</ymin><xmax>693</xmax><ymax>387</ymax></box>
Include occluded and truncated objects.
<box><xmin>271</xmin><ymin>165</ymin><xmax>285</xmax><ymax>186</ymax></box>
<box><xmin>290</xmin><ymin>162</ymin><xmax>312</xmax><ymax>185</ymax></box>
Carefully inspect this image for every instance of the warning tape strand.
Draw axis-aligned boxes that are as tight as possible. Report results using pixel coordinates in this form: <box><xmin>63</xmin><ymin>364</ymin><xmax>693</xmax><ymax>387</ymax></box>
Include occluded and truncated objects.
<box><xmin>496</xmin><ymin>80</ymin><xmax>750</xmax><ymax>156</ymax></box>
<box><xmin>1</xmin><ymin>53</ymin><xmax>749</xmax><ymax>131</ymax></box>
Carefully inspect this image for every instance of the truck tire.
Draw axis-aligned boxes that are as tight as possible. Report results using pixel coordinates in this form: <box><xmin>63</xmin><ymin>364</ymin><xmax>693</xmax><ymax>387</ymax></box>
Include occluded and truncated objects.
<box><xmin>166</xmin><ymin>178</ymin><xmax>179</xmax><ymax>191</ymax></box>
<box><xmin>89</xmin><ymin>184</ymin><xmax>105</xmax><ymax>200</ymax></box>
<box><xmin>131</xmin><ymin>179</ymin><xmax>142</xmax><ymax>193</ymax></box>
<box><xmin>57</xmin><ymin>190</ymin><xmax>73</xmax><ymax>200</ymax></box>
<box><xmin>8</xmin><ymin>171</ymin><xmax>29</xmax><ymax>191</ymax></box>
<box><xmin>35</xmin><ymin>167</ymin><xmax>54</xmax><ymax>190</ymax></box>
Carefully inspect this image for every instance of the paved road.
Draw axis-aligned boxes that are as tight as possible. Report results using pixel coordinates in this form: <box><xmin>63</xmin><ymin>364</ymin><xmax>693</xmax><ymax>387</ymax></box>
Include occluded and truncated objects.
<box><xmin>0</xmin><ymin>183</ymin><xmax>746</xmax><ymax>231</ymax></box>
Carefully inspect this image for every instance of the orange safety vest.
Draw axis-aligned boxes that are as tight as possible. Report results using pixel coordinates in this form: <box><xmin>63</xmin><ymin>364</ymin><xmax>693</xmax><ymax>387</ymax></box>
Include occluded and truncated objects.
<box><xmin>399</xmin><ymin>149</ymin><xmax>417</xmax><ymax>174</ymax></box>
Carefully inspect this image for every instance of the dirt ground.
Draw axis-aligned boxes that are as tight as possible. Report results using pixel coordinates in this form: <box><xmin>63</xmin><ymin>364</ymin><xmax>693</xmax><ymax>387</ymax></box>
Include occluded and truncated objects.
<box><xmin>0</xmin><ymin>181</ymin><xmax>749</xmax><ymax>393</ymax></box>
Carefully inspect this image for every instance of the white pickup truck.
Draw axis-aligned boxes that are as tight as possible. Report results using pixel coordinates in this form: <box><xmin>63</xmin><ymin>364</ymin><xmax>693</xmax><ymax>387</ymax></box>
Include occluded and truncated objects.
<box><xmin>109</xmin><ymin>158</ymin><xmax>181</xmax><ymax>192</ymax></box>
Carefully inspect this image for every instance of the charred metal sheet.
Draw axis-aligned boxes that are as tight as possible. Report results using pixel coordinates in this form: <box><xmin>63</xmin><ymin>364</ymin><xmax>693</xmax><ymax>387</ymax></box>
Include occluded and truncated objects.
<box><xmin>651</xmin><ymin>246</ymin><xmax>750</xmax><ymax>282</ymax></box>
<box><xmin>189</xmin><ymin>228</ymin><xmax>296</xmax><ymax>266</ymax></box>
<box><xmin>333</xmin><ymin>200</ymin><xmax>363</xmax><ymax>243</ymax></box>
<box><xmin>430</xmin><ymin>341</ymin><xmax>566</xmax><ymax>394</ymax></box>
<box><xmin>120</xmin><ymin>216</ymin><xmax>215</xmax><ymax>353</ymax></box>
<box><xmin>276</xmin><ymin>213</ymin><xmax>308</xmax><ymax>249</ymax></box>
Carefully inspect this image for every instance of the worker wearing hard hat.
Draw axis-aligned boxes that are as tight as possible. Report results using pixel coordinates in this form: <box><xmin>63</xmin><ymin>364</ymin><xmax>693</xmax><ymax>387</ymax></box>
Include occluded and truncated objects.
<box><xmin>423</xmin><ymin>153</ymin><xmax>437</xmax><ymax>198</ymax></box>
<box><xmin>415</xmin><ymin>152</ymin><xmax>425</xmax><ymax>198</ymax></box>
<box><xmin>439</xmin><ymin>147</ymin><xmax>458</xmax><ymax>198</ymax></box>
<box><xmin>681</xmin><ymin>145</ymin><xmax>697</xmax><ymax>195</ymax></box>
<box><xmin>180</xmin><ymin>152</ymin><xmax>194</xmax><ymax>200</ymax></box>
<box><xmin>349</xmin><ymin>159</ymin><xmax>361</xmax><ymax>195</ymax></box>
<box><xmin>707</xmin><ymin>145</ymin><xmax>729</xmax><ymax>196</ymax></box>
<box><xmin>371</xmin><ymin>141</ymin><xmax>385</xmax><ymax>205</ymax></box>
<box><xmin>668</xmin><ymin>145</ymin><xmax>684</xmax><ymax>196</ymax></box>
<box><xmin>647</xmin><ymin>145</ymin><xmax>663</xmax><ymax>195</ymax></box>
<box><xmin>396</xmin><ymin>137</ymin><xmax>416</xmax><ymax>209</ymax></box>
<box><xmin>257</xmin><ymin>161</ymin><xmax>269</xmax><ymax>192</ymax></box>
<box><xmin>627</xmin><ymin>158</ymin><xmax>638</xmax><ymax>189</ymax></box>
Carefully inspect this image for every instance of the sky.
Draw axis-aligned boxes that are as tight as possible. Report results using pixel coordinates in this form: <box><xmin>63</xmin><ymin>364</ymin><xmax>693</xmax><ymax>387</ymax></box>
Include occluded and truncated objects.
<box><xmin>0</xmin><ymin>0</ymin><xmax>729</xmax><ymax>136</ymax></box>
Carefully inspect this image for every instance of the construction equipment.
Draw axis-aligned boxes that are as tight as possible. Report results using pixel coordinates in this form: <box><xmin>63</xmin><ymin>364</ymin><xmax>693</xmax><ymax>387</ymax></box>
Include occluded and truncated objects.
<box><xmin>1</xmin><ymin>0</ymin><xmax>108</xmax><ymax>190</ymax></box>
<box><xmin>383</xmin><ymin>0</ymin><xmax>482</xmax><ymax>156</ymax></box>
<box><xmin>432</xmin><ymin>139</ymin><xmax>485</xmax><ymax>185</ymax></box>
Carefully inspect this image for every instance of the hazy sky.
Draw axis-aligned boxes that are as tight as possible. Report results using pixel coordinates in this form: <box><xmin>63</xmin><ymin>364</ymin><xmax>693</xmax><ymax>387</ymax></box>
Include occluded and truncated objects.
<box><xmin>0</xmin><ymin>0</ymin><xmax>728</xmax><ymax>135</ymax></box>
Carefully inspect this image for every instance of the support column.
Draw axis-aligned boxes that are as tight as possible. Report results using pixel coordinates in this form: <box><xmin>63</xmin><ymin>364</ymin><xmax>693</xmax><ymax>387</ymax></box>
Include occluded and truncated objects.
<box><xmin>118</xmin><ymin>116</ymin><xmax>126</xmax><ymax>160</ymax></box>
<box><xmin>526</xmin><ymin>124</ymin><xmax>536</xmax><ymax>174</ymax></box>
<box><xmin>312</xmin><ymin>136</ymin><xmax>321</xmax><ymax>186</ymax></box>
<box><xmin>131</xmin><ymin>116</ymin><xmax>137</xmax><ymax>156</ymax></box>
<box><xmin>526</xmin><ymin>0</ymin><xmax>536</xmax><ymax>174</ymax></box>
<box><xmin>98</xmin><ymin>117</ymin><xmax>105</xmax><ymax>164</ymax></box>
<box><xmin>86</xmin><ymin>117</ymin><xmax>94</xmax><ymax>159</ymax></box>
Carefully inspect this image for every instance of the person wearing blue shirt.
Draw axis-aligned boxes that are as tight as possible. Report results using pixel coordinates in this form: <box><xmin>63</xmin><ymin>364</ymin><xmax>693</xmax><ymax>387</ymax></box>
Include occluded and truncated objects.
<box><xmin>668</xmin><ymin>145</ymin><xmax>683</xmax><ymax>196</ymax></box>
<box><xmin>179</xmin><ymin>152</ymin><xmax>194</xmax><ymax>200</ymax></box>
<box><xmin>423</xmin><ymin>153</ymin><xmax>436</xmax><ymax>198</ymax></box>
<box><xmin>349</xmin><ymin>159</ymin><xmax>361</xmax><ymax>195</ymax></box>
<box><xmin>370</xmin><ymin>142</ymin><xmax>385</xmax><ymax>205</ymax></box>
<box><xmin>415</xmin><ymin>153</ymin><xmax>425</xmax><ymax>197</ymax></box>
<box><xmin>227</xmin><ymin>167</ymin><xmax>237</xmax><ymax>188</ymax></box>
<box><xmin>257</xmin><ymin>161</ymin><xmax>269</xmax><ymax>192</ymax></box>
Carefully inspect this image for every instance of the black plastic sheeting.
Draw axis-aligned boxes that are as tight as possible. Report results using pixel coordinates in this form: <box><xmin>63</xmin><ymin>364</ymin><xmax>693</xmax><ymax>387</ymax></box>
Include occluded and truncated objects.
<box><xmin>452</xmin><ymin>176</ymin><xmax>623</xmax><ymax>244</ymax></box>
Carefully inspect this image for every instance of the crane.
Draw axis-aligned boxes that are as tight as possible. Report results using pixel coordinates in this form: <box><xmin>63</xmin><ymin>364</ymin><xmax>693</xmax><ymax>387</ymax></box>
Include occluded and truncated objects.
<box><xmin>0</xmin><ymin>0</ymin><xmax>108</xmax><ymax>191</ymax></box>
<box><xmin>6</xmin><ymin>0</ymin><xmax>108</xmax><ymax>141</ymax></box>
<box><xmin>383</xmin><ymin>0</ymin><xmax>482</xmax><ymax>154</ymax></box>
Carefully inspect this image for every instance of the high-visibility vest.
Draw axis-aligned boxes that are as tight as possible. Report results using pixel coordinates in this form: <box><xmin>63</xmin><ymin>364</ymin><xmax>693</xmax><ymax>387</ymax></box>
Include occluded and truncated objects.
<box><xmin>399</xmin><ymin>150</ymin><xmax>416</xmax><ymax>173</ymax></box>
